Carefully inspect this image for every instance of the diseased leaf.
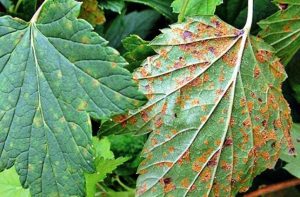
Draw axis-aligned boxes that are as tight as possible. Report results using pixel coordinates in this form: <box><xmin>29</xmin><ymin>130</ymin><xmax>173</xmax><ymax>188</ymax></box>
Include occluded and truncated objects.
<box><xmin>0</xmin><ymin>167</ymin><xmax>30</xmax><ymax>197</ymax></box>
<box><xmin>105</xmin><ymin>10</ymin><xmax>160</xmax><ymax>49</ymax></box>
<box><xmin>0</xmin><ymin>0</ymin><xmax>145</xmax><ymax>196</ymax></box>
<box><xmin>171</xmin><ymin>0</ymin><xmax>223</xmax><ymax>18</ymax></box>
<box><xmin>281</xmin><ymin>123</ymin><xmax>300</xmax><ymax>178</ymax></box>
<box><xmin>101</xmin><ymin>16</ymin><xmax>293</xmax><ymax>196</ymax></box>
<box><xmin>85</xmin><ymin>137</ymin><xmax>129</xmax><ymax>197</ymax></box>
<box><xmin>122</xmin><ymin>35</ymin><xmax>155</xmax><ymax>72</ymax></box>
<box><xmin>79</xmin><ymin>0</ymin><xmax>106</xmax><ymax>26</ymax></box>
<box><xmin>258</xmin><ymin>0</ymin><xmax>300</xmax><ymax>65</ymax></box>
<box><xmin>125</xmin><ymin>0</ymin><xmax>176</xmax><ymax>21</ymax></box>
<box><xmin>99</xmin><ymin>0</ymin><xmax>125</xmax><ymax>14</ymax></box>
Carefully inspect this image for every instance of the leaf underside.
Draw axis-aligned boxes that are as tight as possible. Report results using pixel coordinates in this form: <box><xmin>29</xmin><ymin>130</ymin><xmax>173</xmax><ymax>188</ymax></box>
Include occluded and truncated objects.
<box><xmin>258</xmin><ymin>0</ymin><xmax>300</xmax><ymax>65</ymax></box>
<box><xmin>0</xmin><ymin>0</ymin><xmax>145</xmax><ymax>196</ymax></box>
<box><xmin>101</xmin><ymin>16</ymin><xmax>293</xmax><ymax>196</ymax></box>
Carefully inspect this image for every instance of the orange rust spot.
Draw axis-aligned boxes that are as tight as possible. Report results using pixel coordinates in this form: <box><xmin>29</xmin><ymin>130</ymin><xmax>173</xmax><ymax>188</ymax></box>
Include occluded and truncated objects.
<box><xmin>192</xmin><ymin>99</ymin><xmax>200</xmax><ymax>106</ymax></box>
<box><xmin>128</xmin><ymin>116</ymin><xmax>137</xmax><ymax>124</ymax></box>
<box><xmin>155</xmin><ymin>118</ymin><xmax>163</xmax><ymax>128</ymax></box>
<box><xmin>141</xmin><ymin>111</ymin><xmax>149</xmax><ymax>122</ymax></box>
<box><xmin>242</xmin><ymin>118</ymin><xmax>251</xmax><ymax>128</ymax></box>
<box><xmin>140</xmin><ymin>67</ymin><xmax>149</xmax><ymax>77</ymax></box>
<box><xmin>247</xmin><ymin>101</ymin><xmax>254</xmax><ymax>113</ymax></box>
<box><xmin>204</xmin><ymin>140</ymin><xmax>209</xmax><ymax>145</ymax></box>
<box><xmin>168</xmin><ymin>146</ymin><xmax>175</xmax><ymax>153</ymax></box>
<box><xmin>200</xmin><ymin>168</ymin><xmax>211</xmax><ymax>182</ymax></box>
<box><xmin>180</xmin><ymin>178</ymin><xmax>190</xmax><ymax>188</ymax></box>
<box><xmin>192</xmin><ymin>162</ymin><xmax>202</xmax><ymax>172</ymax></box>
<box><xmin>159</xmin><ymin>49</ymin><xmax>168</xmax><ymax>58</ymax></box>
<box><xmin>203</xmin><ymin>73</ymin><xmax>210</xmax><ymax>82</ymax></box>
<box><xmin>151</xmin><ymin>138</ymin><xmax>158</xmax><ymax>146</ymax></box>
<box><xmin>254</xmin><ymin>66</ymin><xmax>261</xmax><ymax>79</ymax></box>
<box><xmin>200</xmin><ymin>115</ymin><xmax>208</xmax><ymax>123</ymax></box>
<box><xmin>161</xmin><ymin>102</ymin><xmax>168</xmax><ymax>115</ymax></box>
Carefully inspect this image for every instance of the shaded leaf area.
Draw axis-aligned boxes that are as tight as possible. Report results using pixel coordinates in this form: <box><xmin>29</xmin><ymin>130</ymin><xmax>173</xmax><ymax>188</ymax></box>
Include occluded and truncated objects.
<box><xmin>99</xmin><ymin>0</ymin><xmax>125</xmax><ymax>14</ymax></box>
<box><xmin>122</xmin><ymin>35</ymin><xmax>155</xmax><ymax>72</ymax></box>
<box><xmin>101</xmin><ymin>16</ymin><xmax>293</xmax><ymax>196</ymax></box>
<box><xmin>0</xmin><ymin>0</ymin><xmax>38</xmax><ymax>20</ymax></box>
<box><xmin>108</xmin><ymin>133</ymin><xmax>147</xmax><ymax>176</ymax></box>
<box><xmin>125</xmin><ymin>0</ymin><xmax>176</xmax><ymax>21</ymax></box>
<box><xmin>79</xmin><ymin>0</ymin><xmax>106</xmax><ymax>26</ymax></box>
<box><xmin>172</xmin><ymin>0</ymin><xmax>223</xmax><ymax>18</ymax></box>
<box><xmin>85</xmin><ymin>137</ymin><xmax>128</xmax><ymax>197</ymax></box>
<box><xmin>104</xmin><ymin>9</ymin><xmax>160</xmax><ymax>50</ymax></box>
<box><xmin>217</xmin><ymin>0</ymin><xmax>278</xmax><ymax>34</ymax></box>
<box><xmin>280</xmin><ymin>123</ymin><xmax>300</xmax><ymax>178</ymax></box>
<box><xmin>0</xmin><ymin>167</ymin><xmax>30</xmax><ymax>197</ymax></box>
<box><xmin>258</xmin><ymin>0</ymin><xmax>300</xmax><ymax>66</ymax></box>
<box><xmin>0</xmin><ymin>0</ymin><xmax>12</xmax><ymax>10</ymax></box>
<box><xmin>0</xmin><ymin>0</ymin><xmax>145</xmax><ymax>196</ymax></box>
<box><xmin>285</xmin><ymin>50</ymin><xmax>300</xmax><ymax>111</ymax></box>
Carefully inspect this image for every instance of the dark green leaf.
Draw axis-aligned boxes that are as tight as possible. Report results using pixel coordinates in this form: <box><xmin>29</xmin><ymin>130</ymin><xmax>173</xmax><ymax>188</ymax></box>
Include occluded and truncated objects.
<box><xmin>0</xmin><ymin>0</ymin><xmax>12</xmax><ymax>10</ymax></box>
<box><xmin>125</xmin><ymin>0</ymin><xmax>176</xmax><ymax>21</ymax></box>
<box><xmin>99</xmin><ymin>0</ymin><xmax>125</xmax><ymax>14</ymax></box>
<box><xmin>101</xmin><ymin>16</ymin><xmax>293</xmax><ymax>196</ymax></box>
<box><xmin>258</xmin><ymin>0</ymin><xmax>300</xmax><ymax>65</ymax></box>
<box><xmin>122</xmin><ymin>35</ymin><xmax>155</xmax><ymax>72</ymax></box>
<box><xmin>0</xmin><ymin>0</ymin><xmax>145</xmax><ymax>196</ymax></box>
<box><xmin>105</xmin><ymin>10</ymin><xmax>160</xmax><ymax>49</ymax></box>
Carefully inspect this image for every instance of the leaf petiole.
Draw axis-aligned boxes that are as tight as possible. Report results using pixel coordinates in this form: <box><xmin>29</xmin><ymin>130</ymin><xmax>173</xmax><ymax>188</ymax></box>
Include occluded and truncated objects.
<box><xmin>178</xmin><ymin>0</ymin><xmax>190</xmax><ymax>22</ymax></box>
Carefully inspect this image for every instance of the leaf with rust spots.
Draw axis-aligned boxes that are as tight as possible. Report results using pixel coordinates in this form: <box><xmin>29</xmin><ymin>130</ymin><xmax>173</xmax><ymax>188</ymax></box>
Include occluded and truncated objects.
<box><xmin>79</xmin><ymin>0</ymin><xmax>106</xmax><ymax>26</ymax></box>
<box><xmin>101</xmin><ymin>16</ymin><xmax>293</xmax><ymax>196</ymax></box>
<box><xmin>258</xmin><ymin>0</ymin><xmax>300</xmax><ymax>65</ymax></box>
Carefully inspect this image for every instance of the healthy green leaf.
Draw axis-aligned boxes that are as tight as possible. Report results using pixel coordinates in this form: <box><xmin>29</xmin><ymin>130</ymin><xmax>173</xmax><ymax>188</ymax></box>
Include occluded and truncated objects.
<box><xmin>85</xmin><ymin>137</ymin><xmax>129</xmax><ymax>197</ymax></box>
<box><xmin>281</xmin><ymin>123</ymin><xmax>300</xmax><ymax>178</ymax></box>
<box><xmin>105</xmin><ymin>10</ymin><xmax>160</xmax><ymax>49</ymax></box>
<box><xmin>125</xmin><ymin>0</ymin><xmax>176</xmax><ymax>21</ymax></box>
<box><xmin>99</xmin><ymin>0</ymin><xmax>125</xmax><ymax>14</ymax></box>
<box><xmin>286</xmin><ymin>51</ymin><xmax>300</xmax><ymax>103</ymax></box>
<box><xmin>101</xmin><ymin>16</ymin><xmax>293</xmax><ymax>196</ymax></box>
<box><xmin>258</xmin><ymin>0</ymin><xmax>300</xmax><ymax>65</ymax></box>
<box><xmin>171</xmin><ymin>0</ymin><xmax>223</xmax><ymax>18</ymax></box>
<box><xmin>0</xmin><ymin>0</ymin><xmax>145</xmax><ymax>196</ymax></box>
<box><xmin>217</xmin><ymin>0</ymin><xmax>278</xmax><ymax>33</ymax></box>
<box><xmin>0</xmin><ymin>167</ymin><xmax>30</xmax><ymax>197</ymax></box>
<box><xmin>122</xmin><ymin>35</ymin><xmax>155</xmax><ymax>72</ymax></box>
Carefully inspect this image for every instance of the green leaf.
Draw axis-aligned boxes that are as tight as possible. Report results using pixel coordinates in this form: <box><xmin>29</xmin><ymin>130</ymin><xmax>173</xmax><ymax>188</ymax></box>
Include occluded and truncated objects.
<box><xmin>217</xmin><ymin>0</ymin><xmax>278</xmax><ymax>33</ymax></box>
<box><xmin>0</xmin><ymin>167</ymin><xmax>30</xmax><ymax>197</ymax></box>
<box><xmin>0</xmin><ymin>0</ymin><xmax>12</xmax><ymax>10</ymax></box>
<box><xmin>125</xmin><ymin>0</ymin><xmax>176</xmax><ymax>21</ymax></box>
<box><xmin>171</xmin><ymin>0</ymin><xmax>223</xmax><ymax>18</ymax></box>
<box><xmin>79</xmin><ymin>0</ymin><xmax>106</xmax><ymax>26</ymax></box>
<box><xmin>122</xmin><ymin>35</ymin><xmax>155</xmax><ymax>72</ymax></box>
<box><xmin>101</xmin><ymin>16</ymin><xmax>293</xmax><ymax>196</ymax></box>
<box><xmin>258</xmin><ymin>0</ymin><xmax>300</xmax><ymax>65</ymax></box>
<box><xmin>85</xmin><ymin>137</ymin><xmax>129</xmax><ymax>197</ymax></box>
<box><xmin>105</xmin><ymin>10</ymin><xmax>160</xmax><ymax>49</ymax></box>
<box><xmin>99</xmin><ymin>0</ymin><xmax>125</xmax><ymax>14</ymax></box>
<box><xmin>0</xmin><ymin>0</ymin><xmax>146</xmax><ymax>196</ymax></box>
<box><xmin>281</xmin><ymin>123</ymin><xmax>300</xmax><ymax>178</ymax></box>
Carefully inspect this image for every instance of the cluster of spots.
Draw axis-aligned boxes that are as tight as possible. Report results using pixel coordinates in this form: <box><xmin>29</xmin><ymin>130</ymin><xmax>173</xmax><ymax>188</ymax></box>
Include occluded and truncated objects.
<box><xmin>100</xmin><ymin>16</ymin><xmax>293</xmax><ymax>197</ymax></box>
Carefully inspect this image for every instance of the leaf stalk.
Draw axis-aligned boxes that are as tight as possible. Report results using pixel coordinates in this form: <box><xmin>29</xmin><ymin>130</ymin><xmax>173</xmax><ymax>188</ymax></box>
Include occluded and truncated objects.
<box><xmin>178</xmin><ymin>0</ymin><xmax>190</xmax><ymax>22</ymax></box>
<box><xmin>30</xmin><ymin>0</ymin><xmax>49</xmax><ymax>23</ymax></box>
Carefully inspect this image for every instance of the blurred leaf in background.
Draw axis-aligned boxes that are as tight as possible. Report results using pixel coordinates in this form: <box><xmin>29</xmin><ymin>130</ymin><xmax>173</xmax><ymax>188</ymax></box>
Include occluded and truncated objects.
<box><xmin>85</xmin><ymin>137</ymin><xmax>129</xmax><ymax>197</ymax></box>
<box><xmin>0</xmin><ymin>167</ymin><xmax>31</xmax><ymax>197</ymax></box>
<box><xmin>80</xmin><ymin>0</ymin><xmax>106</xmax><ymax>26</ymax></box>
<box><xmin>122</xmin><ymin>35</ymin><xmax>155</xmax><ymax>72</ymax></box>
<box><xmin>125</xmin><ymin>0</ymin><xmax>176</xmax><ymax>21</ymax></box>
<box><xmin>104</xmin><ymin>9</ymin><xmax>160</xmax><ymax>49</ymax></box>
<box><xmin>99</xmin><ymin>0</ymin><xmax>125</xmax><ymax>14</ymax></box>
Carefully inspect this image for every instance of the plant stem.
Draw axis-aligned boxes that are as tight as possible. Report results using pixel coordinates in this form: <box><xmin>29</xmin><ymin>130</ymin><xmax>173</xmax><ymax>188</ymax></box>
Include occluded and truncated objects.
<box><xmin>178</xmin><ymin>0</ymin><xmax>190</xmax><ymax>23</ymax></box>
<box><xmin>14</xmin><ymin>0</ymin><xmax>23</xmax><ymax>13</ymax></box>
<box><xmin>243</xmin><ymin>0</ymin><xmax>253</xmax><ymax>33</ymax></box>
<box><xmin>115</xmin><ymin>176</ymin><xmax>134</xmax><ymax>191</ymax></box>
<box><xmin>244</xmin><ymin>178</ymin><xmax>300</xmax><ymax>197</ymax></box>
<box><xmin>30</xmin><ymin>0</ymin><xmax>48</xmax><ymax>23</ymax></box>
